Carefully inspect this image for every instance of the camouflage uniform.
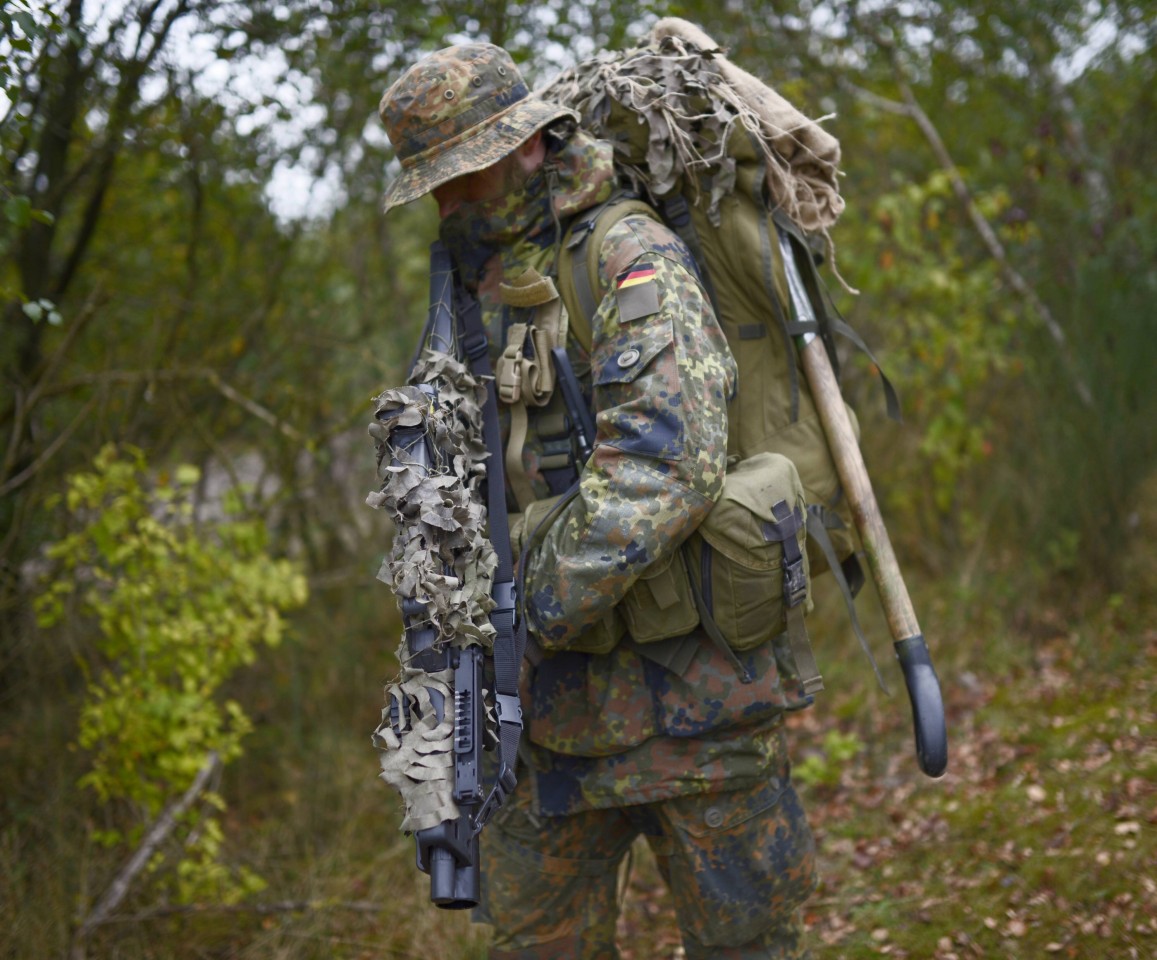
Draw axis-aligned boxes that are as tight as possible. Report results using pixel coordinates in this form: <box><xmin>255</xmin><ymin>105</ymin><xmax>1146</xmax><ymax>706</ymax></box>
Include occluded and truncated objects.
<box><xmin>380</xmin><ymin>44</ymin><xmax>817</xmax><ymax>959</ymax></box>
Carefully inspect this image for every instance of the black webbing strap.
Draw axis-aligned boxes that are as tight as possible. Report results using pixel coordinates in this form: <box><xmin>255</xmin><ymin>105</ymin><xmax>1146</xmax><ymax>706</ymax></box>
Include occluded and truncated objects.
<box><xmin>805</xmin><ymin>504</ymin><xmax>891</xmax><ymax>695</ymax></box>
<box><xmin>683</xmin><ymin>543</ymin><xmax>754</xmax><ymax>684</ymax></box>
<box><xmin>764</xmin><ymin>501</ymin><xmax>822</xmax><ymax>695</ymax></box>
<box><xmin>454</xmin><ymin>280</ymin><xmax>528</xmax><ymax>834</ymax></box>
<box><xmin>772</xmin><ymin>209</ymin><xmax>902</xmax><ymax>423</ymax></box>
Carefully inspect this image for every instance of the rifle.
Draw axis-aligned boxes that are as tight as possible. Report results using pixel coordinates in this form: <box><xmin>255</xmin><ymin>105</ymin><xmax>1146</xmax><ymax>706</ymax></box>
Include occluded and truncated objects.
<box><xmin>371</xmin><ymin>242</ymin><xmax>525</xmax><ymax>907</ymax></box>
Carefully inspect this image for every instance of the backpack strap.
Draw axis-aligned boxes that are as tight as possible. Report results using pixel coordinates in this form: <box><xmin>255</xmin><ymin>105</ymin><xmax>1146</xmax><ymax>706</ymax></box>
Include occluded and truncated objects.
<box><xmin>773</xmin><ymin>209</ymin><xmax>903</xmax><ymax>423</ymax></box>
<box><xmin>655</xmin><ymin>193</ymin><xmax>721</xmax><ymax>316</ymax></box>
<box><xmin>558</xmin><ymin>192</ymin><xmax>660</xmax><ymax>353</ymax></box>
<box><xmin>806</xmin><ymin>504</ymin><xmax>890</xmax><ymax>694</ymax></box>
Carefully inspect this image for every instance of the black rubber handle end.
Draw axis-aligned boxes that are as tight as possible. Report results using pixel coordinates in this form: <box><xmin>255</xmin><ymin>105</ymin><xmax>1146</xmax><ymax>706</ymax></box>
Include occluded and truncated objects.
<box><xmin>894</xmin><ymin>635</ymin><xmax>948</xmax><ymax>779</ymax></box>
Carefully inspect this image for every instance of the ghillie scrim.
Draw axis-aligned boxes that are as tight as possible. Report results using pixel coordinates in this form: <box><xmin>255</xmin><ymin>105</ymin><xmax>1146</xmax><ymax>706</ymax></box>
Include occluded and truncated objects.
<box><xmin>538</xmin><ymin>20</ymin><xmax>844</xmax><ymax>234</ymax></box>
<box><xmin>366</xmin><ymin>349</ymin><xmax>497</xmax><ymax>832</ymax></box>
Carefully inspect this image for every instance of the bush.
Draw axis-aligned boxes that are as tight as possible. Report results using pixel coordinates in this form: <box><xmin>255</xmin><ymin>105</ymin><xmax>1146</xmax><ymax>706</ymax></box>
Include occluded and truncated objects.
<box><xmin>35</xmin><ymin>444</ymin><xmax>307</xmax><ymax>905</ymax></box>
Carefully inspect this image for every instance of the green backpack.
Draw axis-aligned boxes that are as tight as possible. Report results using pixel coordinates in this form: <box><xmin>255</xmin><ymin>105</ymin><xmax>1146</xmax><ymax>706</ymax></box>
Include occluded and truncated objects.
<box><xmin>541</xmin><ymin>21</ymin><xmax>897</xmax><ymax>694</ymax></box>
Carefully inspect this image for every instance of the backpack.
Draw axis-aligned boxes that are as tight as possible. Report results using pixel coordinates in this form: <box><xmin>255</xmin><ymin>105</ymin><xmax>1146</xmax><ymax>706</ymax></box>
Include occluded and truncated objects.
<box><xmin>538</xmin><ymin>20</ymin><xmax>898</xmax><ymax>693</ymax></box>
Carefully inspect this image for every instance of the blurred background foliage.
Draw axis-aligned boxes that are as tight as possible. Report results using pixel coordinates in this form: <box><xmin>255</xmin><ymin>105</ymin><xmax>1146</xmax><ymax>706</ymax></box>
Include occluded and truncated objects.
<box><xmin>1</xmin><ymin>0</ymin><xmax>1154</xmax><ymax>956</ymax></box>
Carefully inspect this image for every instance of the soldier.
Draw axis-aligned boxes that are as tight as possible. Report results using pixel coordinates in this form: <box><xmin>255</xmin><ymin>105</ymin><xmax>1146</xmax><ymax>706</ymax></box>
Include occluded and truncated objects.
<box><xmin>378</xmin><ymin>42</ymin><xmax>818</xmax><ymax>960</ymax></box>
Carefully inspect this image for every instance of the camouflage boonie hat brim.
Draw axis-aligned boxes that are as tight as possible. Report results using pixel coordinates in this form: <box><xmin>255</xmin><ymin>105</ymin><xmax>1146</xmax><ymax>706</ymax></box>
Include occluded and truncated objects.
<box><xmin>380</xmin><ymin>43</ymin><xmax>577</xmax><ymax>213</ymax></box>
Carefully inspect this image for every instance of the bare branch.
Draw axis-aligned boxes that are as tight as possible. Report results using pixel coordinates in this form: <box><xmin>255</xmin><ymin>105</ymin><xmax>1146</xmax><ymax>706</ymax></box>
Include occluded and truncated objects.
<box><xmin>37</xmin><ymin>367</ymin><xmax>307</xmax><ymax>443</ymax></box>
<box><xmin>25</xmin><ymin>286</ymin><xmax>107</xmax><ymax>409</ymax></box>
<box><xmin>843</xmin><ymin>75</ymin><xmax>1094</xmax><ymax>408</ymax></box>
<box><xmin>2</xmin><ymin>287</ymin><xmax>104</xmax><ymax>485</ymax></box>
<box><xmin>0</xmin><ymin>394</ymin><xmax>98</xmax><ymax>498</ymax></box>
<box><xmin>86</xmin><ymin>898</ymin><xmax>384</xmax><ymax>927</ymax></box>
<box><xmin>201</xmin><ymin>368</ymin><xmax>307</xmax><ymax>443</ymax></box>
<box><xmin>70</xmin><ymin>751</ymin><xmax>221</xmax><ymax>960</ymax></box>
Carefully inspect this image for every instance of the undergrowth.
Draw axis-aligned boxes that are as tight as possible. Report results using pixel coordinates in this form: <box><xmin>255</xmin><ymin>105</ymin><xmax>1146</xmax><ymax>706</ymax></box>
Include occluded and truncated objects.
<box><xmin>3</xmin><ymin>483</ymin><xmax>1155</xmax><ymax>959</ymax></box>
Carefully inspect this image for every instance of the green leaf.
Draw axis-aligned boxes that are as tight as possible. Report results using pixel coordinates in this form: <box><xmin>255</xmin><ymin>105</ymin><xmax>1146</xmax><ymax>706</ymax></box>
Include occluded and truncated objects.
<box><xmin>5</xmin><ymin>195</ymin><xmax>32</xmax><ymax>227</ymax></box>
<box><xmin>175</xmin><ymin>464</ymin><xmax>201</xmax><ymax>486</ymax></box>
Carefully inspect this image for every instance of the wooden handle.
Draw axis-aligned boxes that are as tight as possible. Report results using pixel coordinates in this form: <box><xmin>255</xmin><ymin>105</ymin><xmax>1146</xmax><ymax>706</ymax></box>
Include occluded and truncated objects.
<box><xmin>801</xmin><ymin>337</ymin><xmax>947</xmax><ymax>778</ymax></box>
<box><xmin>799</xmin><ymin>339</ymin><xmax>919</xmax><ymax>640</ymax></box>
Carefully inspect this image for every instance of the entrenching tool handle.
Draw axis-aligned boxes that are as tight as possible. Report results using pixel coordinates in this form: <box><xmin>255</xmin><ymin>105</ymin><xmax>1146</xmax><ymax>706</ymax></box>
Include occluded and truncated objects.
<box><xmin>798</xmin><ymin>334</ymin><xmax>948</xmax><ymax>778</ymax></box>
<box><xmin>895</xmin><ymin>634</ymin><xmax>948</xmax><ymax>778</ymax></box>
<box><xmin>775</xmin><ymin>223</ymin><xmax>947</xmax><ymax>778</ymax></box>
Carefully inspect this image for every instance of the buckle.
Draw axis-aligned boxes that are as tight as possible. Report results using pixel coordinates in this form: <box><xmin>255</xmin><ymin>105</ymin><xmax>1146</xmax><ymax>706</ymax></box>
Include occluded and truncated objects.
<box><xmin>783</xmin><ymin>556</ymin><xmax>808</xmax><ymax>609</ymax></box>
<box><xmin>494</xmin><ymin>693</ymin><xmax>523</xmax><ymax>727</ymax></box>
<box><xmin>496</xmin><ymin>349</ymin><xmax>523</xmax><ymax>404</ymax></box>
<box><xmin>463</xmin><ymin>331</ymin><xmax>489</xmax><ymax>361</ymax></box>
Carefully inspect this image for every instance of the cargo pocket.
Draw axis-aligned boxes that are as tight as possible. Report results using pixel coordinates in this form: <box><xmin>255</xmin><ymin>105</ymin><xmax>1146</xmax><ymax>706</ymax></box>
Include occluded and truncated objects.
<box><xmin>619</xmin><ymin>548</ymin><xmax>699</xmax><ymax>644</ymax></box>
<box><xmin>686</xmin><ymin>451</ymin><xmax>810</xmax><ymax>652</ymax></box>
<box><xmin>658</xmin><ymin>778</ymin><xmax>817</xmax><ymax>948</ymax></box>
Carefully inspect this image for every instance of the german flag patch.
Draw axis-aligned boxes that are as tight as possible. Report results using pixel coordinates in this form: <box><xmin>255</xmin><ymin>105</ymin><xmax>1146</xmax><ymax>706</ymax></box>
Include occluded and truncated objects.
<box><xmin>615</xmin><ymin>262</ymin><xmax>661</xmax><ymax>322</ymax></box>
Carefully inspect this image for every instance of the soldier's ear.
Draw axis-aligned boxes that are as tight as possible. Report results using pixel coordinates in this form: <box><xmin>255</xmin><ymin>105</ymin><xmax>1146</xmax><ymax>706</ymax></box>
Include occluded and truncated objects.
<box><xmin>516</xmin><ymin>130</ymin><xmax>546</xmax><ymax>171</ymax></box>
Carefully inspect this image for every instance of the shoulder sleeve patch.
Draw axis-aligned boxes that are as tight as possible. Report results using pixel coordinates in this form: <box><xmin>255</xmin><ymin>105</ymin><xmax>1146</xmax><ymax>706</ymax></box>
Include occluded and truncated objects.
<box><xmin>614</xmin><ymin>262</ymin><xmax>661</xmax><ymax>322</ymax></box>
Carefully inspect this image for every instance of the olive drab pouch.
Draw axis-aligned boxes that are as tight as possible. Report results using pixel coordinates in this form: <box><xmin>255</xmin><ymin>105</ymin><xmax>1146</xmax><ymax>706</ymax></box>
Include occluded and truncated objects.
<box><xmin>685</xmin><ymin>452</ymin><xmax>808</xmax><ymax>647</ymax></box>
<box><xmin>684</xmin><ymin>452</ymin><xmax>821</xmax><ymax>693</ymax></box>
<box><xmin>601</xmin><ymin>452</ymin><xmax>821</xmax><ymax>691</ymax></box>
<box><xmin>619</xmin><ymin>548</ymin><xmax>700</xmax><ymax>644</ymax></box>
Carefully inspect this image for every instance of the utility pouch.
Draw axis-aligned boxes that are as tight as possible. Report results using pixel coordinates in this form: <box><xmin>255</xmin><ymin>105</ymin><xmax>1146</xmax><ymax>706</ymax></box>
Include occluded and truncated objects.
<box><xmin>569</xmin><ymin>608</ymin><xmax>626</xmax><ymax>655</ymax></box>
<box><xmin>686</xmin><ymin>452</ymin><xmax>811</xmax><ymax>653</ymax></box>
<box><xmin>620</xmin><ymin>548</ymin><xmax>700</xmax><ymax>644</ymax></box>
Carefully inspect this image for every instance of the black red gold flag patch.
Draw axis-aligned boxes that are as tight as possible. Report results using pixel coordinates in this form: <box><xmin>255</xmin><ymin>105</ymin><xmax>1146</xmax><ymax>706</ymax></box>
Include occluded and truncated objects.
<box><xmin>615</xmin><ymin>262</ymin><xmax>661</xmax><ymax>322</ymax></box>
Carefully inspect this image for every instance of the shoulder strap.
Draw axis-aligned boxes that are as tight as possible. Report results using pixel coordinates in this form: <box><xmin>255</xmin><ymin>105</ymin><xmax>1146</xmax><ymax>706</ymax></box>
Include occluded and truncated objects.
<box><xmin>558</xmin><ymin>194</ymin><xmax>660</xmax><ymax>353</ymax></box>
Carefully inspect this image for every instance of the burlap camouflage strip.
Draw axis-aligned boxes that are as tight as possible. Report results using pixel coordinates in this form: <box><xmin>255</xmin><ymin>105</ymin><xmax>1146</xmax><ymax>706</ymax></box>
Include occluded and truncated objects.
<box><xmin>366</xmin><ymin>349</ymin><xmax>499</xmax><ymax>832</ymax></box>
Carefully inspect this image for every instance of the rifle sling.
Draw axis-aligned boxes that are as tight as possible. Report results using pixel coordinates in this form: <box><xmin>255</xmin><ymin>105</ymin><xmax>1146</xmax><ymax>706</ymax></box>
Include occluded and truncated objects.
<box><xmin>456</xmin><ymin>280</ymin><xmax>527</xmax><ymax>833</ymax></box>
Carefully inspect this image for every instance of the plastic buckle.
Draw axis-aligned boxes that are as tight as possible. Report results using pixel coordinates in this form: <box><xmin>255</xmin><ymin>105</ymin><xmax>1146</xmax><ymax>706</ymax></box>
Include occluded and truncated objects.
<box><xmin>496</xmin><ymin>348</ymin><xmax>523</xmax><ymax>403</ymax></box>
<box><xmin>783</xmin><ymin>556</ymin><xmax>808</xmax><ymax>609</ymax></box>
<box><xmin>494</xmin><ymin>693</ymin><xmax>523</xmax><ymax>727</ymax></box>
<box><xmin>463</xmin><ymin>330</ymin><xmax>489</xmax><ymax>361</ymax></box>
<box><xmin>566</xmin><ymin>216</ymin><xmax>597</xmax><ymax>250</ymax></box>
<box><xmin>492</xmin><ymin>581</ymin><xmax>516</xmax><ymax>613</ymax></box>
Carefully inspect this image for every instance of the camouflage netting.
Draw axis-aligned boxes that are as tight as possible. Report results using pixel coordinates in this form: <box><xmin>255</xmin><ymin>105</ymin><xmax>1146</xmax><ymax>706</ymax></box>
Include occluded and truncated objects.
<box><xmin>538</xmin><ymin>17</ymin><xmax>845</xmax><ymax>234</ymax></box>
<box><xmin>367</xmin><ymin>349</ymin><xmax>498</xmax><ymax>832</ymax></box>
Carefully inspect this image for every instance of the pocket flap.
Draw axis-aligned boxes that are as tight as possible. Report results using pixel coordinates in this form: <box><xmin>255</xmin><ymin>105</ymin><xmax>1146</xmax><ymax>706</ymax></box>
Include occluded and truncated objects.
<box><xmin>698</xmin><ymin>452</ymin><xmax>805</xmax><ymax>569</ymax></box>
<box><xmin>592</xmin><ymin>317</ymin><xmax>674</xmax><ymax>387</ymax></box>
<box><xmin>674</xmin><ymin>776</ymin><xmax>788</xmax><ymax>838</ymax></box>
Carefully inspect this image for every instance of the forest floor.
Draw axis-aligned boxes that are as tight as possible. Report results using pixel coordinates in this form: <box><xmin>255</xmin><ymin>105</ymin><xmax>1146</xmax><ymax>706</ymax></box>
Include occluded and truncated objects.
<box><xmin>4</xmin><ymin>498</ymin><xmax>1155</xmax><ymax>960</ymax></box>
<box><xmin>616</xmin><ymin>608</ymin><xmax>1157</xmax><ymax>960</ymax></box>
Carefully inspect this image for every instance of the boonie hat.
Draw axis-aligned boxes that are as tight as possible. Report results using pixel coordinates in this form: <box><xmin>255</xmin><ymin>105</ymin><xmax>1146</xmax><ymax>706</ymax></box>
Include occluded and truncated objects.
<box><xmin>379</xmin><ymin>43</ymin><xmax>577</xmax><ymax>213</ymax></box>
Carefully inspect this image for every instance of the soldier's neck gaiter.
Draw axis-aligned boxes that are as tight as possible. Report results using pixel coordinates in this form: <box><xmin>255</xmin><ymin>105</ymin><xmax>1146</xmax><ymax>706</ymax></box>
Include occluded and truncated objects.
<box><xmin>439</xmin><ymin>128</ymin><xmax>616</xmax><ymax>290</ymax></box>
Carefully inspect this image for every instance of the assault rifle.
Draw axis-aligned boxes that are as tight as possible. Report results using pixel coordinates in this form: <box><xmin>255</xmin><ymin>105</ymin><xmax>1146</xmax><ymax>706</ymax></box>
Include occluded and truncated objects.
<box><xmin>374</xmin><ymin>242</ymin><xmax>525</xmax><ymax>908</ymax></box>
